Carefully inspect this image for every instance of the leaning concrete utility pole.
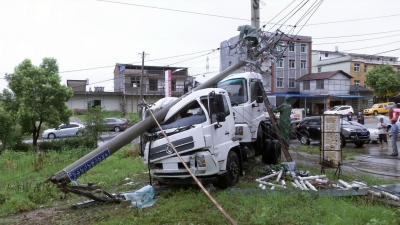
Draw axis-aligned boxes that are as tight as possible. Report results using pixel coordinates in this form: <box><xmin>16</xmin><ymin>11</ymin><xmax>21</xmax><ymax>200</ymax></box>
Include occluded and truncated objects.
<box><xmin>48</xmin><ymin>61</ymin><xmax>244</xmax><ymax>185</ymax></box>
<box><xmin>251</xmin><ymin>0</ymin><xmax>260</xmax><ymax>29</ymax></box>
<box><xmin>138</xmin><ymin>51</ymin><xmax>149</xmax><ymax>104</ymax></box>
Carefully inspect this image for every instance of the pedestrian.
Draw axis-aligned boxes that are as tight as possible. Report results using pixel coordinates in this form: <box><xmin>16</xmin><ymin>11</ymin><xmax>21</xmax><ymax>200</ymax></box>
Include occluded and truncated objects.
<box><xmin>346</xmin><ymin>112</ymin><xmax>353</xmax><ymax>121</ymax></box>
<box><xmin>387</xmin><ymin>118</ymin><xmax>399</xmax><ymax>156</ymax></box>
<box><xmin>357</xmin><ymin>112</ymin><xmax>364</xmax><ymax>125</ymax></box>
<box><xmin>377</xmin><ymin>117</ymin><xmax>388</xmax><ymax>149</ymax></box>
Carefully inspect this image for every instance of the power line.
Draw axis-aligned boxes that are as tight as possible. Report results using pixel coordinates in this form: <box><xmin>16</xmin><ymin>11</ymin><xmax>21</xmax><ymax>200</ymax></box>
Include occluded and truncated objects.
<box><xmin>314</xmin><ymin>33</ymin><xmax>400</xmax><ymax>45</ymax></box>
<box><xmin>314</xmin><ymin>29</ymin><xmax>400</xmax><ymax>39</ymax></box>
<box><xmin>97</xmin><ymin>0</ymin><xmax>400</xmax><ymax>28</ymax></box>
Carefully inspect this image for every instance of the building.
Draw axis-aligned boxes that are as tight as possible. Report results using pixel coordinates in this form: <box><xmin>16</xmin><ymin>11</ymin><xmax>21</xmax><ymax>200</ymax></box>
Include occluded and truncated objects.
<box><xmin>295</xmin><ymin>70</ymin><xmax>365</xmax><ymax>115</ymax></box>
<box><xmin>312</xmin><ymin>49</ymin><xmax>400</xmax><ymax>87</ymax></box>
<box><xmin>220</xmin><ymin>32</ymin><xmax>312</xmax><ymax>106</ymax></box>
<box><xmin>114</xmin><ymin>64</ymin><xmax>189</xmax><ymax>112</ymax></box>
<box><xmin>66</xmin><ymin>79</ymin><xmax>124</xmax><ymax>112</ymax></box>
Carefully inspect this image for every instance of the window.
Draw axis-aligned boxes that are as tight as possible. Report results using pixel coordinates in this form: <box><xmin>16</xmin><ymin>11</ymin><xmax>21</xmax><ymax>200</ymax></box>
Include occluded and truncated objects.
<box><xmin>289</xmin><ymin>43</ymin><xmax>295</xmax><ymax>52</ymax></box>
<box><xmin>325</xmin><ymin>53</ymin><xmax>329</xmax><ymax>57</ymax></box>
<box><xmin>277</xmin><ymin>59</ymin><xmax>283</xmax><ymax>68</ymax></box>
<box><xmin>318</xmin><ymin>67</ymin><xmax>321</xmax><ymax>72</ymax></box>
<box><xmin>149</xmin><ymin>78</ymin><xmax>158</xmax><ymax>91</ymax></box>
<box><xmin>303</xmin><ymin>80</ymin><xmax>310</xmax><ymax>90</ymax></box>
<box><xmin>354</xmin><ymin>80</ymin><xmax>360</xmax><ymax>86</ymax></box>
<box><xmin>364</xmin><ymin>66</ymin><xmax>367</xmax><ymax>73</ymax></box>
<box><xmin>289</xmin><ymin>78</ymin><xmax>295</xmax><ymax>88</ymax></box>
<box><xmin>277</xmin><ymin>78</ymin><xmax>283</xmax><ymax>88</ymax></box>
<box><xmin>301</xmin><ymin>44</ymin><xmax>306</xmax><ymax>53</ymax></box>
<box><xmin>228</xmin><ymin>61</ymin><xmax>231</xmax><ymax>66</ymax></box>
<box><xmin>131</xmin><ymin>76</ymin><xmax>140</xmax><ymax>87</ymax></box>
<box><xmin>277</xmin><ymin>41</ymin><xmax>284</xmax><ymax>51</ymax></box>
<box><xmin>354</xmin><ymin>63</ymin><xmax>360</xmax><ymax>72</ymax></box>
<box><xmin>217</xmin><ymin>78</ymin><xmax>248</xmax><ymax>104</ymax></box>
<box><xmin>316</xmin><ymin>80</ymin><xmax>324</xmax><ymax>89</ymax></box>
<box><xmin>289</xmin><ymin>60</ymin><xmax>295</xmax><ymax>69</ymax></box>
<box><xmin>301</xmin><ymin>60</ymin><xmax>306</xmax><ymax>69</ymax></box>
<box><xmin>222</xmin><ymin>95</ymin><xmax>230</xmax><ymax>116</ymax></box>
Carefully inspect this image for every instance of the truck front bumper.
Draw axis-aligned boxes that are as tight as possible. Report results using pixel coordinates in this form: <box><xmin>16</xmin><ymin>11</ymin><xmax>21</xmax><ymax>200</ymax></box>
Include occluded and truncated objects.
<box><xmin>150</xmin><ymin>151</ymin><xmax>220</xmax><ymax>179</ymax></box>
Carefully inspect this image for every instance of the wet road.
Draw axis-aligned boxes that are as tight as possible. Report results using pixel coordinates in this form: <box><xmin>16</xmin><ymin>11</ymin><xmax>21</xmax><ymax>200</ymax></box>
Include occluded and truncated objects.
<box><xmin>291</xmin><ymin>115</ymin><xmax>400</xmax><ymax>179</ymax></box>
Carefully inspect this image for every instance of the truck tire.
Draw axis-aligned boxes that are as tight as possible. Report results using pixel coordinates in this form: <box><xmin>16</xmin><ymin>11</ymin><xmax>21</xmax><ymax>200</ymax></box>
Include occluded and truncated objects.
<box><xmin>262</xmin><ymin>139</ymin><xmax>281</xmax><ymax>164</ymax></box>
<box><xmin>217</xmin><ymin>151</ymin><xmax>240</xmax><ymax>189</ymax></box>
<box><xmin>255</xmin><ymin>125</ymin><xmax>264</xmax><ymax>155</ymax></box>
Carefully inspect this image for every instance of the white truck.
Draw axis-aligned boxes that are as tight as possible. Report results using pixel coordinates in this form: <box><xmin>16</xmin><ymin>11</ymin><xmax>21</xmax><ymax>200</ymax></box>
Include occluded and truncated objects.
<box><xmin>141</xmin><ymin>72</ymin><xmax>281</xmax><ymax>188</ymax></box>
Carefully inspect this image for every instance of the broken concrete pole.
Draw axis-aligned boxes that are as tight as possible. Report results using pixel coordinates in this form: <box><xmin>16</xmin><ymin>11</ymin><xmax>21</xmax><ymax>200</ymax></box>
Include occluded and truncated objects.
<box><xmin>304</xmin><ymin>180</ymin><xmax>317</xmax><ymax>191</ymax></box>
<box><xmin>291</xmin><ymin>182</ymin><xmax>298</xmax><ymax>189</ymax></box>
<box><xmin>298</xmin><ymin>175</ymin><xmax>326</xmax><ymax>181</ymax></box>
<box><xmin>276</xmin><ymin>170</ymin><xmax>283</xmax><ymax>182</ymax></box>
<box><xmin>367</xmin><ymin>190</ymin><xmax>382</xmax><ymax>198</ymax></box>
<box><xmin>381</xmin><ymin>191</ymin><xmax>400</xmax><ymax>201</ymax></box>
<box><xmin>338</xmin><ymin>179</ymin><xmax>352</xmax><ymax>189</ymax></box>
<box><xmin>256</xmin><ymin>172</ymin><xmax>279</xmax><ymax>182</ymax></box>
<box><xmin>294</xmin><ymin>180</ymin><xmax>304</xmax><ymax>190</ymax></box>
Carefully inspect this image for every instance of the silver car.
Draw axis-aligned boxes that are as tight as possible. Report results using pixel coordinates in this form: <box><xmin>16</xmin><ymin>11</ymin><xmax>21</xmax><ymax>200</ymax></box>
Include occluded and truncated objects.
<box><xmin>42</xmin><ymin>122</ymin><xmax>85</xmax><ymax>139</ymax></box>
<box><xmin>104</xmin><ymin>118</ymin><xmax>128</xmax><ymax>132</ymax></box>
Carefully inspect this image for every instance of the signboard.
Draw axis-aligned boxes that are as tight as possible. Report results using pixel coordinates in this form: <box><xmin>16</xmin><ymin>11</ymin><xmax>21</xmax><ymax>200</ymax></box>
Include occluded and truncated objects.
<box><xmin>321</xmin><ymin>114</ymin><xmax>341</xmax><ymax>168</ymax></box>
<box><xmin>165</xmin><ymin>70</ymin><xmax>172</xmax><ymax>97</ymax></box>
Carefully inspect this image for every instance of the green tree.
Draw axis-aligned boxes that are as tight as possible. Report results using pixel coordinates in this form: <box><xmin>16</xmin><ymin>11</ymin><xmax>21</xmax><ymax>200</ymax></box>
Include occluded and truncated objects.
<box><xmin>1</xmin><ymin>58</ymin><xmax>73</xmax><ymax>150</ymax></box>
<box><xmin>365</xmin><ymin>64</ymin><xmax>400</xmax><ymax>99</ymax></box>
<box><xmin>83</xmin><ymin>105</ymin><xmax>105</xmax><ymax>145</ymax></box>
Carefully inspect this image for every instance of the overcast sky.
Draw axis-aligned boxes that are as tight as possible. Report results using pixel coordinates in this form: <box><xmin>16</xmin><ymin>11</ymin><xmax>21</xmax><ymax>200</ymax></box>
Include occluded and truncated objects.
<box><xmin>1</xmin><ymin>0</ymin><xmax>399</xmax><ymax>92</ymax></box>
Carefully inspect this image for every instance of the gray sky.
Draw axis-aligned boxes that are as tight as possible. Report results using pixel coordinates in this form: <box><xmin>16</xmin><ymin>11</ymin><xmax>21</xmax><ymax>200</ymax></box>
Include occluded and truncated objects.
<box><xmin>1</xmin><ymin>0</ymin><xmax>399</xmax><ymax>92</ymax></box>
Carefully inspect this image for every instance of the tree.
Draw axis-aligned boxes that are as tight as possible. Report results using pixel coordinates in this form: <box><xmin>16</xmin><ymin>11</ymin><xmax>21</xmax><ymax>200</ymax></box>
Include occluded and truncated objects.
<box><xmin>1</xmin><ymin>58</ymin><xmax>73</xmax><ymax>150</ymax></box>
<box><xmin>83</xmin><ymin>105</ymin><xmax>105</xmax><ymax>145</ymax></box>
<box><xmin>365</xmin><ymin>64</ymin><xmax>400</xmax><ymax>100</ymax></box>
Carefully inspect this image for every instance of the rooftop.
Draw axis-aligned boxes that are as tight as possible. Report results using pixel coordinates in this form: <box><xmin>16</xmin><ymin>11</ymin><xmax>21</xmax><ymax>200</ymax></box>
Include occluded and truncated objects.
<box><xmin>296</xmin><ymin>70</ymin><xmax>352</xmax><ymax>81</ymax></box>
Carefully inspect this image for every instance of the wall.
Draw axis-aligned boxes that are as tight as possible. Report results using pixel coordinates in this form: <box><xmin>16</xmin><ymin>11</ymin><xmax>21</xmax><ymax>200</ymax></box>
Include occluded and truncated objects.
<box><xmin>311</xmin><ymin>54</ymin><xmax>351</xmax><ymax>74</ymax></box>
<box><xmin>299</xmin><ymin>73</ymin><xmax>350</xmax><ymax>95</ymax></box>
<box><xmin>66</xmin><ymin>93</ymin><xmax>122</xmax><ymax>111</ymax></box>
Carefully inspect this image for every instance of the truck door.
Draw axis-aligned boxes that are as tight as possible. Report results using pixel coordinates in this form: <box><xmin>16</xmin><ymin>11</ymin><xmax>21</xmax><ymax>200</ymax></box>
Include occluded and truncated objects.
<box><xmin>249</xmin><ymin>81</ymin><xmax>264</xmax><ymax>133</ymax></box>
<box><xmin>202</xmin><ymin>93</ymin><xmax>233</xmax><ymax>153</ymax></box>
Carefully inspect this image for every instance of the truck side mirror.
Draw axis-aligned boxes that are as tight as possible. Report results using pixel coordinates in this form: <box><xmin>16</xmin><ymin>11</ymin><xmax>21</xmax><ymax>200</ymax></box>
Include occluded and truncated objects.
<box><xmin>216</xmin><ymin>112</ymin><xmax>226</xmax><ymax>122</ymax></box>
<box><xmin>256</xmin><ymin>96</ymin><xmax>263</xmax><ymax>104</ymax></box>
<box><xmin>213</xmin><ymin>94</ymin><xmax>225</xmax><ymax>114</ymax></box>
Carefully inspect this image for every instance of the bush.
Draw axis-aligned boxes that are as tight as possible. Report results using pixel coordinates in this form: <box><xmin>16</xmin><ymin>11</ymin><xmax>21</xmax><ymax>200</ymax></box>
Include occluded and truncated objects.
<box><xmin>73</xmin><ymin>108</ymin><xmax>87</xmax><ymax>115</ymax></box>
<box><xmin>38</xmin><ymin>137</ymin><xmax>96</xmax><ymax>152</ymax></box>
<box><xmin>12</xmin><ymin>142</ymin><xmax>32</xmax><ymax>152</ymax></box>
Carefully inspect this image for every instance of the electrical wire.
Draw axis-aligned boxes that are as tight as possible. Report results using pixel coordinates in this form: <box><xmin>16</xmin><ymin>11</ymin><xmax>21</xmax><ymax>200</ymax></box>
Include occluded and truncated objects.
<box><xmin>314</xmin><ymin>33</ymin><xmax>400</xmax><ymax>45</ymax></box>
<box><xmin>314</xmin><ymin>29</ymin><xmax>400</xmax><ymax>39</ymax></box>
<box><xmin>293</xmin><ymin>0</ymin><xmax>324</xmax><ymax>37</ymax></box>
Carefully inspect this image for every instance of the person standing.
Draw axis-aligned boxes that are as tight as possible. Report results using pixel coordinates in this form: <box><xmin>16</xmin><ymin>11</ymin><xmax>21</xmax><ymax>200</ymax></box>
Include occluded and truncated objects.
<box><xmin>377</xmin><ymin>117</ymin><xmax>388</xmax><ymax>149</ymax></box>
<box><xmin>357</xmin><ymin>112</ymin><xmax>364</xmax><ymax>125</ymax></box>
<box><xmin>346</xmin><ymin>112</ymin><xmax>353</xmax><ymax>121</ymax></box>
<box><xmin>387</xmin><ymin>118</ymin><xmax>399</xmax><ymax>156</ymax></box>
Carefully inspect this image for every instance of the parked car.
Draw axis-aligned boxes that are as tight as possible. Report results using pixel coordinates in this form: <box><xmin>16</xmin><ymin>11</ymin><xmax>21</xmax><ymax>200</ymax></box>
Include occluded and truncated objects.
<box><xmin>367</xmin><ymin>115</ymin><xmax>399</xmax><ymax>144</ymax></box>
<box><xmin>363</xmin><ymin>102</ymin><xmax>395</xmax><ymax>116</ymax></box>
<box><xmin>104</xmin><ymin>118</ymin><xmax>128</xmax><ymax>132</ymax></box>
<box><xmin>42</xmin><ymin>122</ymin><xmax>85</xmax><ymax>139</ymax></box>
<box><xmin>323</xmin><ymin>105</ymin><xmax>354</xmax><ymax>116</ymax></box>
<box><xmin>296</xmin><ymin>116</ymin><xmax>370</xmax><ymax>147</ymax></box>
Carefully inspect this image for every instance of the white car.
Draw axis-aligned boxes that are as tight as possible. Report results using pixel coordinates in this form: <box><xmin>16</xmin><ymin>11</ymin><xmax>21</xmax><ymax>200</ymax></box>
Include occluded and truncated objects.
<box><xmin>42</xmin><ymin>122</ymin><xmax>85</xmax><ymax>139</ymax></box>
<box><xmin>324</xmin><ymin>105</ymin><xmax>354</xmax><ymax>116</ymax></box>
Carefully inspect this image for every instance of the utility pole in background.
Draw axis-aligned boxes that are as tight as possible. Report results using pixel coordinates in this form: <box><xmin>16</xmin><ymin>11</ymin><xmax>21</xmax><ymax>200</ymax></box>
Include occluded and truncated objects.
<box><xmin>251</xmin><ymin>0</ymin><xmax>260</xmax><ymax>29</ymax></box>
<box><xmin>138</xmin><ymin>51</ymin><xmax>149</xmax><ymax>107</ymax></box>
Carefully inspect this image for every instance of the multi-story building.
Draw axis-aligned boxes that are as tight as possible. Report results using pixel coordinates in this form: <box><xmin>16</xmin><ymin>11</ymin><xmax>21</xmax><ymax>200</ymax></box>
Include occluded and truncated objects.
<box><xmin>220</xmin><ymin>33</ymin><xmax>312</xmax><ymax>106</ymax></box>
<box><xmin>114</xmin><ymin>64</ymin><xmax>188</xmax><ymax>112</ymax></box>
<box><xmin>312</xmin><ymin>49</ymin><xmax>400</xmax><ymax>87</ymax></box>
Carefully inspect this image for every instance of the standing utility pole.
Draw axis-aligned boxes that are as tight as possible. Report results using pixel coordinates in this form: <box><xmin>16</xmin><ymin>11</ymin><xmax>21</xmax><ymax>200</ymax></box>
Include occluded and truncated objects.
<box><xmin>138</xmin><ymin>51</ymin><xmax>149</xmax><ymax>105</ymax></box>
<box><xmin>251</xmin><ymin>0</ymin><xmax>260</xmax><ymax>29</ymax></box>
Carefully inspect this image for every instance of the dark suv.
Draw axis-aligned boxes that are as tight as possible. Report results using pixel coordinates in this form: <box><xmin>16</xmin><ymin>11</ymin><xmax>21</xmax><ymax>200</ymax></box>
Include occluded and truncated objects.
<box><xmin>296</xmin><ymin>116</ymin><xmax>370</xmax><ymax>147</ymax></box>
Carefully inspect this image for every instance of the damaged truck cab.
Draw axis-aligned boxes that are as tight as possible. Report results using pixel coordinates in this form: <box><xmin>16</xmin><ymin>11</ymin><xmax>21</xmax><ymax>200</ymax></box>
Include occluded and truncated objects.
<box><xmin>142</xmin><ymin>72</ymin><xmax>281</xmax><ymax>188</ymax></box>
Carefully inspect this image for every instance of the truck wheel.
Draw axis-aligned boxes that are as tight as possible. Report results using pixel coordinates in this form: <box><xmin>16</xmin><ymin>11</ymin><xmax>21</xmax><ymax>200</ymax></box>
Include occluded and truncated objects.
<box><xmin>263</xmin><ymin>140</ymin><xmax>281</xmax><ymax>164</ymax></box>
<box><xmin>262</xmin><ymin>139</ymin><xmax>272</xmax><ymax>163</ymax></box>
<box><xmin>218</xmin><ymin>151</ymin><xmax>240</xmax><ymax>189</ymax></box>
<box><xmin>254</xmin><ymin>125</ymin><xmax>264</xmax><ymax>155</ymax></box>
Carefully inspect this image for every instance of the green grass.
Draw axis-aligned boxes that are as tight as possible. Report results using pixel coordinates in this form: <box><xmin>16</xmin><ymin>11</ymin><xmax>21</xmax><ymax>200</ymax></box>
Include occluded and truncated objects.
<box><xmin>293</xmin><ymin>145</ymin><xmax>357</xmax><ymax>160</ymax></box>
<box><xmin>1</xmin><ymin>149</ymin><xmax>399</xmax><ymax>224</ymax></box>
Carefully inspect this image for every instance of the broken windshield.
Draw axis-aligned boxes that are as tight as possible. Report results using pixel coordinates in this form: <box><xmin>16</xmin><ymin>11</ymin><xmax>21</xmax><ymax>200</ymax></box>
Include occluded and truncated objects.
<box><xmin>217</xmin><ymin>78</ymin><xmax>248</xmax><ymax>105</ymax></box>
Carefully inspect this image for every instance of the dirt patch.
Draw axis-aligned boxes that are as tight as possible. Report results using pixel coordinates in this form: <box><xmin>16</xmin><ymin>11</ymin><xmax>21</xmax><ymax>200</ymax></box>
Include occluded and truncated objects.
<box><xmin>3</xmin><ymin>206</ymin><xmax>69</xmax><ymax>225</ymax></box>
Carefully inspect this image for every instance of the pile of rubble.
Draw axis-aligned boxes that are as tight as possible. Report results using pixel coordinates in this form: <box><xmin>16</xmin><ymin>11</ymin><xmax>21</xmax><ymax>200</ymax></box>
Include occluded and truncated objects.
<box><xmin>252</xmin><ymin>162</ymin><xmax>400</xmax><ymax>205</ymax></box>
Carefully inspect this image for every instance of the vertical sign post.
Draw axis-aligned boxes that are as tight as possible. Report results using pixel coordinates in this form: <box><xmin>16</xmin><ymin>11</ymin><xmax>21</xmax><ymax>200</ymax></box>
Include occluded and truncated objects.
<box><xmin>320</xmin><ymin>114</ymin><xmax>342</xmax><ymax>177</ymax></box>
<box><xmin>165</xmin><ymin>70</ymin><xmax>172</xmax><ymax>97</ymax></box>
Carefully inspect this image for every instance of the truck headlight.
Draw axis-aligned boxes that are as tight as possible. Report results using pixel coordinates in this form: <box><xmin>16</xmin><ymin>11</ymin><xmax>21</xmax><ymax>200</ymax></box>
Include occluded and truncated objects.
<box><xmin>196</xmin><ymin>155</ymin><xmax>206</xmax><ymax>167</ymax></box>
<box><xmin>235</xmin><ymin>126</ymin><xmax>244</xmax><ymax>135</ymax></box>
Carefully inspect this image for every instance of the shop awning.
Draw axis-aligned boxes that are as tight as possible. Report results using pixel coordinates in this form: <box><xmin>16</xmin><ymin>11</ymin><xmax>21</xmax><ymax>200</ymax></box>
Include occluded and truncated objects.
<box><xmin>331</xmin><ymin>95</ymin><xmax>365</xmax><ymax>99</ymax></box>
